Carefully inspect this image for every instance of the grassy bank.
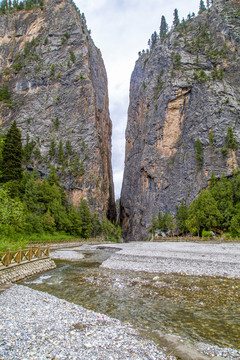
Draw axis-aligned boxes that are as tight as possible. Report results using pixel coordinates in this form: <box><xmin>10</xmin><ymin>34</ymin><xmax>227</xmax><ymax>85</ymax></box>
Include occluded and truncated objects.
<box><xmin>0</xmin><ymin>233</ymin><xmax>86</xmax><ymax>253</ymax></box>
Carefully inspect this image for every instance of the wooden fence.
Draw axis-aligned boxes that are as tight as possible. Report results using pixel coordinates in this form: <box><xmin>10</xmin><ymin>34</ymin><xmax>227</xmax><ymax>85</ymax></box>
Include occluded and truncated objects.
<box><xmin>0</xmin><ymin>246</ymin><xmax>50</xmax><ymax>268</ymax></box>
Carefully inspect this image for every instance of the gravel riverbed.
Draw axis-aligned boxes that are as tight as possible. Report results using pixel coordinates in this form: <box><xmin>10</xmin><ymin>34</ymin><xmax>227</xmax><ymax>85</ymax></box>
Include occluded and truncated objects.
<box><xmin>1</xmin><ymin>242</ymin><xmax>240</xmax><ymax>360</ymax></box>
<box><xmin>0</xmin><ymin>285</ymin><xmax>177</xmax><ymax>360</ymax></box>
<box><xmin>99</xmin><ymin>242</ymin><xmax>240</xmax><ymax>278</ymax></box>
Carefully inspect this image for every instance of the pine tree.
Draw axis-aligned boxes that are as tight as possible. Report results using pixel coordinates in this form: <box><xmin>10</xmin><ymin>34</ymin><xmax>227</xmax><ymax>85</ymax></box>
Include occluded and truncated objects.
<box><xmin>173</xmin><ymin>9</ymin><xmax>180</xmax><ymax>28</ymax></box>
<box><xmin>47</xmin><ymin>165</ymin><xmax>59</xmax><ymax>186</ymax></box>
<box><xmin>176</xmin><ymin>200</ymin><xmax>188</xmax><ymax>234</ymax></box>
<box><xmin>194</xmin><ymin>138</ymin><xmax>203</xmax><ymax>169</ymax></box>
<box><xmin>160</xmin><ymin>16</ymin><xmax>168</xmax><ymax>39</ymax></box>
<box><xmin>58</xmin><ymin>139</ymin><xmax>64</xmax><ymax>164</ymax></box>
<box><xmin>150</xmin><ymin>31</ymin><xmax>158</xmax><ymax>49</ymax></box>
<box><xmin>49</xmin><ymin>139</ymin><xmax>56</xmax><ymax>158</ymax></box>
<box><xmin>79</xmin><ymin>198</ymin><xmax>93</xmax><ymax>238</ymax></box>
<box><xmin>0</xmin><ymin>120</ymin><xmax>23</xmax><ymax>183</ymax></box>
<box><xmin>199</xmin><ymin>0</ymin><xmax>206</xmax><ymax>14</ymax></box>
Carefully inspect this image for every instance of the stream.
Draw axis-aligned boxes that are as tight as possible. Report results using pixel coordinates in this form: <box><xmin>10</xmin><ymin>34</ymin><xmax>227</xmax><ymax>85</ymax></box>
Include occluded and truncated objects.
<box><xmin>24</xmin><ymin>247</ymin><xmax>240</xmax><ymax>350</ymax></box>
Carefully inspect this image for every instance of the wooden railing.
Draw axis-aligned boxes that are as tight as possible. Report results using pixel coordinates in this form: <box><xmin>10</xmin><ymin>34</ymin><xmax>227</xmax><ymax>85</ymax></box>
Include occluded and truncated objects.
<box><xmin>0</xmin><ymin>246</ymin><xmax>50</xmax><ymax>268</ymax></box>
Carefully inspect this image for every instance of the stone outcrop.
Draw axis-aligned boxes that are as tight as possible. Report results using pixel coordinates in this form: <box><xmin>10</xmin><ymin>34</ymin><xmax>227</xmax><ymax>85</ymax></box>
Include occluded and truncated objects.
<box><xmin>121</xmin><ymin>0</ymin><xmax>240</xmax><ymax>240</ymax></box>
<box><xmin>0</xmin><ymin>0</ymin><xmax>116</xmax><ymax>220</ymax></box>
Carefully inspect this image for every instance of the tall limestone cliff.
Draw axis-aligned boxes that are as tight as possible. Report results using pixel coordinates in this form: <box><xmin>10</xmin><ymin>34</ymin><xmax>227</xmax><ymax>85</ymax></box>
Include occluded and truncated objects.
<box><xmin>0</xmin><ymin>0</ymin><xmax>116</xmax><ymax>221</ymax></box>
<box><xmin>121</xmin><ymin>0</ymin><xmax>240</xmax><ymax>240</ymax></box>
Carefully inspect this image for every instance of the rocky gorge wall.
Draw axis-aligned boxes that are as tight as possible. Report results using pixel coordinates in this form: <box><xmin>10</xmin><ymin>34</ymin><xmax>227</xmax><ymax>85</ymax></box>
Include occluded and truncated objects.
<box><xmin>121</xmin><ymin>0</ymin><xmax>240</xmax><ymax>240</ymax></box>
<box><xmin>0</xmin><ymin>0</ymin><xmax>116</xmax><ymax>220</ymax></box>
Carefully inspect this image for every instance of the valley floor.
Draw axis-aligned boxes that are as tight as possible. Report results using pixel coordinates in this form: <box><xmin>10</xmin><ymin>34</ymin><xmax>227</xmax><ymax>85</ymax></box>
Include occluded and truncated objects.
<box><xmin>1</xmin><ymin>242</ymin><xmax>240</xmax><ymax>360</ymax></box>
<box><xmin>52</xmin><ymin>241</ymin><xmax>240</xmax><ymax>279</ymax></box>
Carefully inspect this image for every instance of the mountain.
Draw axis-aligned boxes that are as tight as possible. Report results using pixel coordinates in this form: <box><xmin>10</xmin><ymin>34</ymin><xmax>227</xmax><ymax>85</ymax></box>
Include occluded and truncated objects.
<box><xmin>0</xmin><ymin>0</ymin><xmax>116</xmax><ymax>221</ymax></box>
<box><xmin>121</xmin><ymin>0</ymin><xmax>240</xmax><ymax>241</ymax></box>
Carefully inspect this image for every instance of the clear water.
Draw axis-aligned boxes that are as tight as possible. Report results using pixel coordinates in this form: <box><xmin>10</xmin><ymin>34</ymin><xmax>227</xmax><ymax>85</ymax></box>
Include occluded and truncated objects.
<box><xmin>24</xmin><ymin>248</ymin><xmax>240</xmax><ymax>350</ymax></box>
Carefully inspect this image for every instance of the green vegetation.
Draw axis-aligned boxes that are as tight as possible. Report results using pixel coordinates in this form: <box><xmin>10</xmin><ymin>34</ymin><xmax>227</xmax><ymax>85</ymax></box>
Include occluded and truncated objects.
<box><xmin>193</xmin><ymin>69</ymin><xmax>209</xmax><ymax>83</ymax></box>
<box><xmin>222</xmin><ymin>126</ymin><xmax>238</xmax><ymax>155</ymax></box>
<box><xmin>151</xmin><ymin>170</ymin><xmax>240</xmax><ymax>238</ymax></box>
<box><xmin>173</xmin><ymin>8</ymin><xmax>180</xmax><ymax>28</ymax></box>
<box><xmin>160</xmin><ymin>15</ymin><xmax>168</xmax><ymax>39</ymax></box>
<box><xmin>0</xmin><ymin>121</ymin><xmax>23</xmax><ymax>183</ymax></box>
<box><xmin>172</xmin><ymin>52</ymin><xmax>181</xmax><ymax>70</ymax></box>
<box><xmin>0</xmin><ymin>124</ymin><xmax>120</xmax><ymax>251</ymax></box>
<box><xmin>0</xmin><ymin>85</ymin><xmax>11</xmax><ymax>102</ymax></box>
<box><xmin>69</xmin><ymin>50</ymin><xmax>76</xmax><ymax>63</ymax></box>
<box><xmin>0</xmin><ymin>0</ymin><xmax>43</xmax><ymax>14</ymax></box>
<box><xmin>194</xmin><ymin>138</ymin><xmax>203</xmax><ymax>169</ymax></box>
<box><xmin>208</xmin><ymin>130</ymin><xmax>215</xmax><ymax>146</ymax></box>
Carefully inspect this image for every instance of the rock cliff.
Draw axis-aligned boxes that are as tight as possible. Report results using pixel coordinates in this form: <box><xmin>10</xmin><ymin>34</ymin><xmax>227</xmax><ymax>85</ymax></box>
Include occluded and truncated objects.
<box><xmin>121</xmin><ymin>0</ymin><xmax>240</xmax><ymax>240</ymax></box>
<box><xmin>0</xmin><ymin>0</ymin><xmax>116</xmax><ymax>220</ymax></box>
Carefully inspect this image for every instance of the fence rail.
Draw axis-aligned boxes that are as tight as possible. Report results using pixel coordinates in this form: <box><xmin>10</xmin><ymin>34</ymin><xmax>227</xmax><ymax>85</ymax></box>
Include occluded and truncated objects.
<box><xmin>0</xmin><ymin>246</ymin><xmax>50</xmax><ymax>268</ymax></box>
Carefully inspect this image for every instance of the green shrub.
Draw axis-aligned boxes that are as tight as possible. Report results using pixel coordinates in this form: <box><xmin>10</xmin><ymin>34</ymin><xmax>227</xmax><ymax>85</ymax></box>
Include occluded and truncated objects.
<box><xmin>202</xmin><ymin>230</ymin><xmax>213</xmax><ymax>238</ymax></box>
<box><xmin>69</xmin><ymin>50</ymin><xmax>76</xmax><ymax>63</ymax></box>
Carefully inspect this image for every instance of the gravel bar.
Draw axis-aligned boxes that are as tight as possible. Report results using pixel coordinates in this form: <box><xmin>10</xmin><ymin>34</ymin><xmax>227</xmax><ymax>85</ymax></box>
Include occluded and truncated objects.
<box><xmin>0</xmin><ymin>285</ymin><xmax>176</xmax><ymax>360</ymax></box>
<box><xmin>99</xmin><ymin>242</ymin><xmax>240</xmax><ymax>278</ymax></box>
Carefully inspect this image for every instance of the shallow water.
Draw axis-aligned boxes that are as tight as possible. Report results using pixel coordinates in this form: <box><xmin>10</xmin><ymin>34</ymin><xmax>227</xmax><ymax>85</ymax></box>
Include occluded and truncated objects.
<box><xmin>24</xmin><ymin>248</ymin><xmax>240</xmax><ymax>350</ymax></box>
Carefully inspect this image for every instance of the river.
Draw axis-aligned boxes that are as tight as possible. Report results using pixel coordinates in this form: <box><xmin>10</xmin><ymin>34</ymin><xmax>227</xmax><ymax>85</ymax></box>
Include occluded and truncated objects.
<box><xmin>24</xmin><ymin>247</ymin><xmax>240</xmax><ymax>350</ymax></box>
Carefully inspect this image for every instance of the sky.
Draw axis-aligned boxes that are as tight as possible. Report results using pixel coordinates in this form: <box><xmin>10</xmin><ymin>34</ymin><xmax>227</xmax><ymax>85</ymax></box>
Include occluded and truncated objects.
<box><xmin>75</xmin><ymin>0</ymin><xmax>201</xmax><ymax>199</ymax></box>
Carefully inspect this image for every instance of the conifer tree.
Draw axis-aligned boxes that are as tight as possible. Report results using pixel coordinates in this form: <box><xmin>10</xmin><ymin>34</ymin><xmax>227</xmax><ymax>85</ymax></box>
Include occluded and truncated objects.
<box><xmin>160</xmin><ymin>15</ymin><xmax>168</xmax><ymax>39</ymax></box>
<box><xmin>150</xmin><ymin>31</ymin><xmax>158</xmax><ymax>49</ymax></box>
<box><xmin>176</xmin><ymin>200</ymin><xmax>188</xmax><ymax>234</ymax></box>
<box><xmin>199</xmin><ymin>0</ymin><xmax>206</xmax><ymax>14</ymax></box>
<box><xmin>58</xmin><ymin>139</ymin><xmax>64</xmax><ymax>164</ymax></box>
<box><xmin>79</xmin><ymin>198</ymin><xmax>93</xmax><ymax>238</ymax></box>
<box><xmin>173</xmin><ymin>9</ymin><xmax>180</xmax><ymax>28</ymax></box>
<box><xmin>0</xmin><ymin>120</ymin><xmax>23</xmax><ymax>183</ymax></box>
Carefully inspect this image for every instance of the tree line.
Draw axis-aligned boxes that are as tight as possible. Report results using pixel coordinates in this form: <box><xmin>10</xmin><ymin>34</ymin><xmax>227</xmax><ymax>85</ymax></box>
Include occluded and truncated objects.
<box><xmin>151</xmin><ymin>171</ymin><xmax>240</xmax><ymax>238</ymax></box>
<box><xmin>139</xmin><ymin>0</ymin><xmax>213</xmax><ymax>56</ymax></box>
<box><xmin>0</xmin><ymin>121</ymin><xmax>121</xmax><ymax>242</ymax></box>
<box><xmin>0</xmin><ymin>0</ymin><xmax>43</xmax><ymax>13</ymax></box>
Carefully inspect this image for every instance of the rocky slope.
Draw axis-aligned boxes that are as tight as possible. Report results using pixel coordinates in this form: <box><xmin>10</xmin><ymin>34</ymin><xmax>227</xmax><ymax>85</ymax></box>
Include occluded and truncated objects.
<box><xmin>121</xmin><ymin>0</ymin><xmax>240</xmax><ymax>240</ymax></box>
<box><xmin>0</xmin><ymin>0</ymin><xmax>116</xmax><ymax>221</ymax></box>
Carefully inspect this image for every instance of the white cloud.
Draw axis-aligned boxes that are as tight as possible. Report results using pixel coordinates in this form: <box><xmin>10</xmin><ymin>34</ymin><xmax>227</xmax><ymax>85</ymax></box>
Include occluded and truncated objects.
<box><xmin>75</xmin><ymin>0</ymin><xmax>200</xmax><ymax>199</ymax></box>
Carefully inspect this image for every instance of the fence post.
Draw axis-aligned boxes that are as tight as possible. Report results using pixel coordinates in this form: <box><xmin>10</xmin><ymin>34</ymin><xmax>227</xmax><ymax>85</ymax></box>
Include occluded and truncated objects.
<box><xmin>47</xmin><ymin>245</ymin><xmax>50</xmax><ymax>257</ymax></box>
<box><xmin>17</xmin><ymin>247</ymin><xmax>22</xmax><ymax>264</ymax></box>
<box><xmin>28</xmin><ymin>247</ymin><xmax>32</xmax><ymax>261</ymax></box>
<box><xmin>37</xmin><ymin>246</ymin><xmax>41</xmax><ymax>258</ymax></box>
<box><xmin>6</xmin><ymin>248</ymin><xmax>10</xmax><ymax>266</ymax></box>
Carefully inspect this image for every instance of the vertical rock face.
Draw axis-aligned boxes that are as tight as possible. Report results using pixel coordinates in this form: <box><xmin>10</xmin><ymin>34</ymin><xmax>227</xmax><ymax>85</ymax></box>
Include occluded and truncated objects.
<box><xmin>0</xmin><ymin>0</ymin><xmax>116</xmax><ymax>220</ymax></box>
<box><xmin>121</xmin><ymin>0</ymin><xmax>240</xmax><ymax>241</ymax></box>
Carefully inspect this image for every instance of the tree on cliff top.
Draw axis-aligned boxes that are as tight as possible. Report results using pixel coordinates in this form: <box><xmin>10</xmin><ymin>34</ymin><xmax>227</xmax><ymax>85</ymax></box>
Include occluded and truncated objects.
<box><xmin>0</xmin><ymin>120</ymin><xmax>23</xmax><ymax>183</ymax></box>
<box><xmin>199</xmin><ymin>0</ymin><xmax>207</xmax><ymax>14</ymax></box>
<box><xmin>173</xmin><ymin>9</ymin><xmax>180</xmax><ymax>28</ymax></box>
<box><xmin>160</xmin><ymin>16</ymin><xmax>168</xmax><ymax>38</ymax></box>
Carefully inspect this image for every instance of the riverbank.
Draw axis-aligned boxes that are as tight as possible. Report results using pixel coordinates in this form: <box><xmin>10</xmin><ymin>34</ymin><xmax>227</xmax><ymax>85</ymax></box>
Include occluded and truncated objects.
<box><xmin>99</xmin><ymin>242</ymin><xmax>240</xmax><ymax>278</ymax></box>
<box><xmin>50</xmin><ymin>241</ymin><xmax>240</xmax><ymax>278</ymax></box>
<box><xmin>0</xmin><ymin>284</ymin><xmax>236</xmax><ymax>360</ymax></box>
<box><xmin>0</xmin><ymin>285</ymin><xmax>176</xmax><ymax>360</ymax></box>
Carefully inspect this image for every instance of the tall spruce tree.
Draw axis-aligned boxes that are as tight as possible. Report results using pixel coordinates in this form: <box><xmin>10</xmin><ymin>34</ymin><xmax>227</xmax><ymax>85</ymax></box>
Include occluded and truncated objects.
<box><xmin>173</xmin><ymin>9</ymin><xmax>180</xmax><ymax>28</ymax></box>
<box><xmin>0</xmin><ymin>120</ymin><xmax>23</xmax><ymax>183</ymax></box>
<box><xmin>160</xmin><ymin>15</ymin><xmax>168</xmax><ymax>38</ymax></box>
<box><xmin>199</xmin><ymin>0</ymin><xmax>206</xmax><ymax>14</ymax></box>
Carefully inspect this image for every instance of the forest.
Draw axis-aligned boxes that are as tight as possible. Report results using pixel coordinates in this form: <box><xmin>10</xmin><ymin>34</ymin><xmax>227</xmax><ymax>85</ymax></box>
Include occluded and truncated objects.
<box><xmin>151</xmin><ymin>171</ymin><xmax>240</xmax><ymax>239</ymax></box>
<box><xmin>0</xmin><ymin>122</ymin><xmax>121</xmax><ymax>251</ymax></box>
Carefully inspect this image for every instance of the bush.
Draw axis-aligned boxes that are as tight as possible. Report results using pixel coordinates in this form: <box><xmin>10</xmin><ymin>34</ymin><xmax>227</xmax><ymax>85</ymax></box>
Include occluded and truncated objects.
<box><xmin>202</xmin><ymin>230</ymin><xmax>213</xmax><ymax>238</ymax></box>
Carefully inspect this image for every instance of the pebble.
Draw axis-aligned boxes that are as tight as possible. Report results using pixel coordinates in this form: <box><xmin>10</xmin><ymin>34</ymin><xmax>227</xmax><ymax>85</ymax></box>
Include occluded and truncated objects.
<box><xmin>0</xmin><ymin>285</ymin><xmax>176</xmax><ymax>360</ymax></box>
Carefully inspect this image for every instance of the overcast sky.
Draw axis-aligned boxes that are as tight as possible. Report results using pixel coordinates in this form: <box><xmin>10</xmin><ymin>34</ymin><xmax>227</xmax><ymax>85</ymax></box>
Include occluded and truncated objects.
<box><xmin>75</xmin><ymin>0</ymin><xmax>201</xmax><ymax>199</ymax></box>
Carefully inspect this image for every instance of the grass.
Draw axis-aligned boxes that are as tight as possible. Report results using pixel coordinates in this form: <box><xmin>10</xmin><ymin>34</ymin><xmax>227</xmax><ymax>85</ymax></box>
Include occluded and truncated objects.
<box><xmin>0</xmin><ymin>232</ymin><xmax>84</xmax><ymax>253</ymax></box>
